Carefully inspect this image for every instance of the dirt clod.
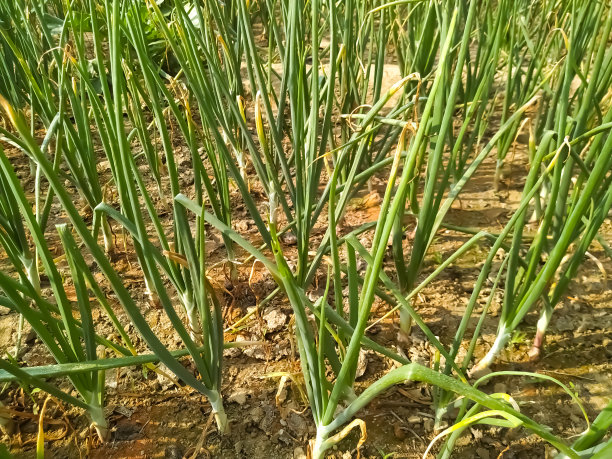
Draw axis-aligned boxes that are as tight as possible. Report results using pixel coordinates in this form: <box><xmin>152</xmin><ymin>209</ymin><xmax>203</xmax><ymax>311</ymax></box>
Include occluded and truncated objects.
<box><xmin>263</xmin><ymin>309</ymin><xmax>287</xmax><ymax>332</ymax></box>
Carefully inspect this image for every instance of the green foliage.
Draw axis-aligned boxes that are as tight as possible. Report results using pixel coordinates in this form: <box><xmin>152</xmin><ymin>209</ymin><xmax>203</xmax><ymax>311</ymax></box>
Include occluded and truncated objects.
<box><xmin>0</xmin><ymin>0</ymin><xmax>610</xmax><ymax>457</ymax></box>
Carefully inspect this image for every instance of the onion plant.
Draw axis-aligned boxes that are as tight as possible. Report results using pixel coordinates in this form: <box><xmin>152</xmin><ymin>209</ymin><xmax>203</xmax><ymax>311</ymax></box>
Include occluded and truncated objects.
<box><xmin>0</xmin><ymin>1</ymin><xmax>115</xmax><ymax>252</ymax></box>
<box><xmin>82</xmin><ymin>0</ymin><xmax>231</xmax><ymax>430</ymax></box>
<box><xmin>387</xmin><ymin>0</ymin><xmax>537</xmax><ymax>338</ymax></box>
<box><xmin>178</xmin><ymin>187</ymin><xmax>579</xmax><ymax>459</ymax></box>
<box><xmin>0</xmin><ymin>151</ymin><xmax>40</xmax><ymax>295</ymax></box>
<box><xmin>471</xmin><ymin>1</ymin><xmax>612</xmax><ymax>373</ymax></box>
<box><xmin>390</xmin><ymin>0</ymin><xmax>480</xmax><ymax>333</ymax></box>
<box><xmin>439</xmin><ymin>370</ymin><xmax>590</xmax><ymax>459</ymax></box>
<box><xmin>172</xmin><ymin>4</ymin><xmax>577</xmax><ymax>454</ymax></box>
<box><xmin>471</xmin><ymin>122</ymin><xmax>612</xmax><ymax>374</ymax></box>
<box><xmin>0</xmin><ymin>144</ymin><xmax>133</xmax><ymax>440</ymax></box>
<box><xmin>0</xmin><ymin>0</ymin><xmax>58</xmax><ymax>118</ymax></box>
<box><xmin>143</xmin><ymin>0</ymin><xmax>418</xmax><ymax>290</ymax></box>
<box><xmin>425</xmin><ymin>119</ymin><xmax>612</xmax><ymax>428</ymax></box>
<box><xmin>1</xmin><ymin>51</ymin><xmax>230</xmax><ymax>430</ymax></box>
<box><xmin>1</xmin><ymin>0</ymin><xmax>609</xmax><ymax>456</ymax></box>
<box><xmin>556</xmin><ymin>400</ymin><xmax>612</xmax><ymax>459</ymax></box>
<box><xmin>492</xmin><ymin>0</ymin><xmax>558</xmax><ymax>190</ymax></box>
<box><xmin>139</xmin><ymin>0</ymin><xmax>430</xmax><ymax>380</ymax></box>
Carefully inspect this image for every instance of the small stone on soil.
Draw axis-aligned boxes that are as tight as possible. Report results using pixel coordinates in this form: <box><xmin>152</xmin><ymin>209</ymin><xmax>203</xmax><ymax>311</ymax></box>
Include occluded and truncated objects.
<box><xmin>249</xmin><ymin>406</ymin><xmax>265</xmax><ymax>422</ymax></box>
<box><xmin>263</xmin><ymin>308</ymin><xmax>287</xmax><ymax>332</ymax></box>
<box><xmin>423</xmin><ymin>418</ymin><xmax>434</xmax><ymax>432</ymax></box>
<box><xmin>355</xmin><ymin>349</ymin><xmax>368</xmax><ymax>379</ymax></box>
<box><xmin>223</xmin><ymin>346</ymin><xmax>242</xmax><ymax>358</ymax></box>
<box><xmin>280</xmin><ymin>231</ymin><xmax>298</xmax><ymax>245</ymax></box>
<box><xmin>242</xmin><ymin>341</ymin><xmax>268</xmax><ymax>360</ymax></box>
<box><xmin>114</xmin><ymin>406</ymin><xmax>134</xmax><ymax>418</ymax></box>
<box><xmin>156</xmin><ymin>364</ymin><xmax>176</xmax><ymax>390</ymax></box>
<box><xmin>228</xmin><ymin>389</ymin><xmax>248</xmax><ymax>405</ymax></box>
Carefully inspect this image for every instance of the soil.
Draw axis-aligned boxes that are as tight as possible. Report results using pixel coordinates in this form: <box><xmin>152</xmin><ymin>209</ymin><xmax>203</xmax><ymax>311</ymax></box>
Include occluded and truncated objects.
<box><xmin>1</xmin><ymin>92</ymin><xmax>611</xmax><ymax>459</ymax></box>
